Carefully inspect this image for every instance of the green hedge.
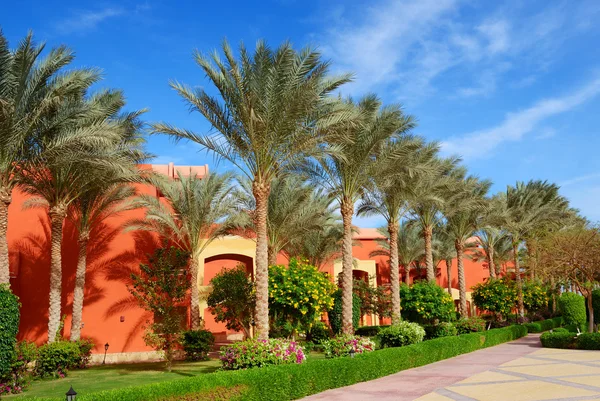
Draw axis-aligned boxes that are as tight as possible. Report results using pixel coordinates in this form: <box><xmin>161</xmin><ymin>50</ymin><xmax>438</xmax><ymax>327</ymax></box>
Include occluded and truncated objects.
<box><xmin>577</xmin><ymin>333</ymin><xmax>600</xmax><ymax>350</ymax></box>
<box><xmin>540</xmin><ymin>331</ymin><xmax>576</xmax><ymax>349</ymax></box>
<box><xmin>523</xmin><ymin>318</ymin><xmax>562</xmax><ymax>333</ymax></box>
<box><xmin>29</xmin><ymin>326</ymin><xmax>527</xmax><ymax>401</ymax></box>
<box><xmin>0</xmin><ymin>284</ymin><xmax>20</xmax><ymax>378</ymax></box>
<box><xmin>355</xmin><ymin>325</ymin><xmax>389</xmax><ymax>337</ymax></box>
<box><xmin>523</xmin><ymin>323</ymin><xmax>542</xmax><ymax>333</ymax></box>
<box><xmin>559</xmin><ymin>293</ymin><xmax>586</xmax><ymax>328</ymax></box>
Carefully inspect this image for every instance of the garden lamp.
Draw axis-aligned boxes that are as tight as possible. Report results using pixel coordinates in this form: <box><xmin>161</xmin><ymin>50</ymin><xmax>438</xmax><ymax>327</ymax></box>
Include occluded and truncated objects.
<box><xmin>102</xmin><ymin>342</ymin><xmax>109</xmax><ymax>365</ymax></box>
<box><xmin>349</xmin><ymin>348</ymin><xmax>356</xmax><ymax>358</ymax></box>
<box><xmin>65</xmin><ymin>385</ymin><xmax>77</xmax><ymax>401</ymax></box>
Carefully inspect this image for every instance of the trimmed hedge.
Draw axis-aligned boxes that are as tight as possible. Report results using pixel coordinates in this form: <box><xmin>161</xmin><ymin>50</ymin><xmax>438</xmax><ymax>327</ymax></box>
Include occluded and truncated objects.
<box><xmin>540</xmin><ymin>331</ymin><xmax>576</xmax><ymax>349</ymax></box>
<box><xmin>559</xmin><ymin>293</ymin><xmax>586</xmax><ymax>328</ymax></box>
<box><xmin>0</xmin><ymin>285</ymin><xmax>20</xmax><ymax>378</ymax></box>
<box><xmin>30</xmin><ymin>326</ymin><xmax>527</xmax><ymax>401</ymax></box>
<box><xmin>355</xmin><ymin>325</ymin><xmax>389</xmax><ymax>337</ymax></box>
<box><xmin>523</xmin><ymin>318</ymin><xmax>562</xmax><ymax>333</ymax></box>
<box><xmin>577</xmin><ymin>333</ymin><xmax>600</xmax><ymax>350</ymax></box>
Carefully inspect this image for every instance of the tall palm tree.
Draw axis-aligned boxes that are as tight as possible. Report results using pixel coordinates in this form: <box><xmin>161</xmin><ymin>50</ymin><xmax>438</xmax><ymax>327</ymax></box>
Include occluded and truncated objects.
<box><xmin>20</xmin><ymin>90</ymin><xmax>137</xmax><ymax>342</ymax></box>
<box><xmin>408</xmin><ymin>157</ymin><xmax>461</xmax><ymax>282</ymax></box>
<box><xmin>233</xmin><ymin>176</ymin><xmax>335</xmax><ymax>266</ymax></box>
<box><xmin>445</xmin><ymin>176</ymin><xmax>491</xmax><ymax>317</ymax></box>
<box><xmin>0</xmin><ymin>31</ymin><xmax>98</xmax><ymax>285</ymax></box>
<box><xmin>468</xmin><ymin>227</ymin><xmax>508</xmax><ymax>279</ymax></box>
<box><xmin>304</xmin><ymin>95</ymin><xmax>416</xmax><ymax>333</ymax></box>
<box><xmin>285</xmin><ymin>222</ymin><xmax>344</xmax><ymax>269</ymax></box>
<box><xmin>432</xmin><ymin>224</ymin><xmax>455</xmax><ymax>294</ymax></box>
<box><xmin>500</xmin><ymin>180</ymin><xmax>568</xmax><ymax>317</ymax></box>
<box><xmin>370</xmin><ymin>222</ymin><xmax>424</xmax><ymax>286</ymax></box>
<box><xmin>128</xmin><ymin>172</ymin><xmax>235</xmax><ymax>330</ymax></box>
<box><xmin>151</xmin><ymin>41</ymin><xmax>352</xmax><ymax>339</ymax></box>
<box><xmin>357</xmin><ymin>138</ymin><xmax>436</xmax><ymax>323</ymax></box>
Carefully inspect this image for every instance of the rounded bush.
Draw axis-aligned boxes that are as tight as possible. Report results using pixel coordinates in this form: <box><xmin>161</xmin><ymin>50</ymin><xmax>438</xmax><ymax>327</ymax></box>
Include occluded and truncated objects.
<box><xmin>540</xmin><ymin>331</ymin><xmax>576</xmax><ymax>349</ymax></box>
<box><xmin>399</xmin><ymin>282</ymin><xmax>455</xmax><ymax>324</ymax></box>
<box><xmin>553</xmin><ymin>327</ymin><xmax>569</xmax><ymax>333</ymax></box>
<box><xmin>455</xmin><ymin>317</ymin><xmax>486</xmax><ymax>334</ymax></box>
<box><xmin>306</xmin><ymin>321</ymin><xmax>332</xmax><ymax>343</ymax></box>
<box><xmin>424</xmin><ymin>322</ymin><xmax>457</xmax><ymax>339</ymax></box>
<box><xmin>577</xmin><ymin>333</ymin><xmax>600</xmax><ymax>350</ymax></box>
<box><xmin>35</xmin><ymin>341</ymin><xmax>81</xmax><ymax>378</ymax></box>
<box><xmin>181</xmin><ymin>330</ymin><xmax>215</xmax><ymax>361</ymax></box>
<box><xmin>378</xmin><ymin>321</ymin><xmax>425</xmax><ymax>348</ymax></box>
<box><xmin>558</xmin><ymin>292</ymin><xmax>586</xmax><ymax>328</ymax></box>
<box><xmin>523</xmin><ymin>322</ymin><xmax>542</xmax><ymax>333</ymax></box>
<box><xmin>322</xmin><ymin>334</ymin><xmax>375</xmax><ymax>358</ymax></box>
<box><xmin>0</xmin><ymin>285</ymin><xmax>20</xmax><ymax>378</ymax></box>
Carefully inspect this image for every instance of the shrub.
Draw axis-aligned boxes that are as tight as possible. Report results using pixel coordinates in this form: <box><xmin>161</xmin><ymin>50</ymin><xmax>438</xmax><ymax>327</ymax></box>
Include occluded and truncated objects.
<box><xmin>471</xmin><ymin>278</ymin><xmax>516</xmax><ymax>319</ymax></box>
<box><xmin>523</xmin><ymin>323</ymin><xmax>542</xmax><ymax>333</ymax></box>
<box><xmin>354</xmin><ymin>325</ymin><xmax>389</xmax><ymax>337</ymax></box>
<box><xmin>75</xmin><ymin>338</ymin><xmax>95</xmax><ymax>369</ymax></box>
<box><xmin>577</xmin><ymin>333</ymin><xmax>600</xmax><ymax>350</ymax></box>
<box><xmin>558</xmin><ymin>292</ymin><xmax>586</xmax><ymax>328</ymax></box>
<box><xmin>219</xmin><ymin>339</ymin><xmax>305</xmax><ymax>370</ymax></box>
<box><xmin>0</xmin><ymin>284</ymin><xmax>20</xmax><ymax>378</ymax></box>
<box><xmin>181</xmin><ymin>330</ymin><xmax>215</xmax><ymax>361</ymax></box>
<box><xmin>455</xmin><ymin>316</ymin><xmax>486</xmax><ymax>334</ymax></box>
<box><xmin>56</xmin><ymin>326</ymin><xmax>527</xmax><ymax>401</ymax></box>
<box><xmin>378</xmin><ymin>322</ymin><xmax>425</xmax><ymax>348</ymax></box>
<box><xmin>424</xmin><ymin>322</ymin><xmax>457</xmax><ymax>340</ymax></box>
<box><xmin>551</xmin><ymin>316</ymin><xmax>563</xmax><ymax>328</ymax></box>
<box><xmin>540</xmin><ymin>331</ymin><xmax>576</xmax><ymax>349</ymax></box>
<box><xmin>399</xmin><ymin>282</ymin><xmax>455</xmax><ymax>324</ymax></box>
<box><xmin>565</xmin><ymin>323</ymin><xmax>587</xmax><ymax>333</ymax></box>
<box><xmin>322</xmin><ymin>335</ymin><xmax>375</xmax><ymax>358</ymax></box>
<box><xmin>522</xmin><ymin>281</ymin><xmax>549</xmax><ymax>313</ymax></box>
<box><xmin>0</xmin><ymin>341</ymin><xmax>37</xmax><ymax>395</ymax></box>
<box><xmin>593</xmin><ymin>290</ymin><xmax>600</xmax><ymax>325</ymax></box>
<box><xmin>35</xmin><ymin>341</ymin><xmax>81</xmax><ymax>378</ymax></box>
<box><xmin>306</xmin><ymin>321</ymin><xmax>332</xmax><ymax>344</ymax></box>
<box><xmin>537</xmin><ymin>320</ymin><xmax>555</xmax><ymax>332</ymax></box>
<box><xmin>553</xmin><ymin>328</ymin><xmax>569</xmax><ymax>333</ymax></box>
<box><xmin>328</xmin><ymin>289</ymin><xmax>361</xmax><ymax>334</ymax></box>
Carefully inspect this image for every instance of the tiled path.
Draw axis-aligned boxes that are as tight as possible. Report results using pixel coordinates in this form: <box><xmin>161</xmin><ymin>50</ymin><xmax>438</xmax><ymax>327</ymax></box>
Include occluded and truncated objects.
<box><xmin>304</xmin><ymin>335</ymin><xmax>600</xmax><ymax>401</ymax></box>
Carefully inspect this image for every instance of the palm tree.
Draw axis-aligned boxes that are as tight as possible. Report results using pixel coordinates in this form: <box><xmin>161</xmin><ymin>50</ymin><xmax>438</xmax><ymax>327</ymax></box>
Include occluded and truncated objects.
<box><xmin>500</xmin><ymin>180</ymin><xmax>568</xmax><ymax>317</ymax></box>
<box><xmin>285</xmin><ymin>222</ymin><xmax>344</xmax><ymax>269</ymax></box>
<box><xmin>370</xmin><ymin>222</ymin><xmax>424</xmax><ymax>285</ymax></box>
<box><xmin>128</xmin><ymin>172</ymin><xmax>235</xmax><ymax>330</ymax></box>
<box><xmin>0</xmin><ymin>30</ymin><xmax>98</xmax><ymax>285</ymax></box>
<box><xmin>445</xmin><ymin>176</ymin><xmax>491</xmax><ymax>317</ymax></box>
<box><xmin>432</xmin><ymin>224</ymin><xmax>455</xmax><ymax>294</ymax></box>
<box><xmin>19</xmin><ymin>90</ymin><xmax>138</xmax><ymax>342</ymax></box>
<box><xmin>151</xmin><ymin>41</ymin><xmax>352</xmax><ymax>339</ymax></box>
<box><xmin>233</xmin><ymin>176</ymin><xmax>335</xmax><ymax>266</ymax></box>
<box><xmin>304</xmin><ymin>95</ymin><xmax>416</xmax><ymax>333</ymax></box>
<box><xmin>357</xmin><ymin>138</ymin><xmax>436</xmax><ymax>323</ymax></box>
<box><xmin>408</xmin><ymin>157</ymin><xmax>461</xmax><ymax>282</ymax></box>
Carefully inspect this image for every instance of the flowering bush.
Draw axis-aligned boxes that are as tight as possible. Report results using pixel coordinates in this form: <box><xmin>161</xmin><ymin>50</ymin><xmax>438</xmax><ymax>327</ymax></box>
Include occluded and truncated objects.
<box><xmin>471</xmin><ymin>278</ymin><xmax>516</xmax><ymax>319</ymax></box>
<box><xmin>269</xmin><ymin>259</ymin><xmax>336</xmax><ymax>337</ymax></box>
<box><xmin>219</xmin><ymin>339</ymin><xmax>305</xmax><ymax>370</ymax></box>
<box><xmin>399</xmin><ymin>282</ymin><xmax>455</xmax><ymax>324</ymax></box>
<box><xmin>0</xmin><ymin>341</ymin><xmax>37</xmax><ymax>395</ymax></box>
<box><xmin>378</xmin><ymin>322</ymin><xmax>425</xmax><ymax>348</ymax></box>
<box><xmin>322</xmin><ymin>335</ymin><xmax>375</xmax><ymax>358</ymax></box>
<box><xmin>522</xmin><ymin>281</ymin><xmax>549</xmax><ymax>312</ymax></box>
<box><xmin>455</xmin><ymin>316</ymin><xmax>487</xmax><ymax>334</ymax></box>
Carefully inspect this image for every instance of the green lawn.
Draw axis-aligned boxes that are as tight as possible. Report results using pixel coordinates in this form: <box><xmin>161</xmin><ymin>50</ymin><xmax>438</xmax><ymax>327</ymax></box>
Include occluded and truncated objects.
<box><xmin>6</xmin><ymin>352</ymin><xmax>326</xmax><ymax>399</ymax></box>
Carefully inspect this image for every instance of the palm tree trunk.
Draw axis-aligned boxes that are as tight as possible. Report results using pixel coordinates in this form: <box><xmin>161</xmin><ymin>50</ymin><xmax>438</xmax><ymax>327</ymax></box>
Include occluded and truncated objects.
<box><xmin>455</xmin><ymin>240</ymin><xmax>467</xmax><ymax>318</ymax></box>
<box><xmin>190</xmin><ymin>255</ymin><xmax>201</xmax><ymax>330</ymax></box>
<box><xmin>446</xmin><ymin>259</ymin><xmax>452</xmax><ymax>294</ymax></box>
<box><xmin>0</xmin><ymin>188</ymin><xmax>11</xmax><ymax>286</ymax></box>
<box><xmin>340</xmin><ymin>198</ymin><xmax>354</xmax><ymax>334</ymax></box>
<box><xmin>404</xmin><ymin>265</ymin><xmax>410</xmax><ymax>284</ymax></box>
<box><xmin>513</xmin><ymin>242</ymin><xmax>525</xmax><ymax>318</ymax></box>
<box><xmin>488</xmin><ymin>245</ymin><xmax>496</xmax><ymax>279</ymax></box>
<box><xmin>252</xmin><ymin>180</ymin><xmax>270</xmax><ymax>340</ymax></box>
<box><xmin>424</xmin><ymin>225</ymin><xmax>435</xmax><ymax>282</ymax></box>
<box><xmin>388</xmin><ymin>221</ymin><xmax>400</xmax><ymax>324</ymax></box>
<box><xmin>48</xmin><ymin>205</ymin><xmax>66</xmax><ymax>343</ymax></box>
<box><xmin>70</xmin><ymin>232</ymin><xmax>89</xmax><ymax>341</ymax></box>
<box><xmin>268</xmin><ymin>247</ymin><xmax>278</xmax><ymax>267</ymax></box>
<box><xmin>526</xmin><ymin>239</ymin><xmax>536</xmax><ymax>280</ymax></box>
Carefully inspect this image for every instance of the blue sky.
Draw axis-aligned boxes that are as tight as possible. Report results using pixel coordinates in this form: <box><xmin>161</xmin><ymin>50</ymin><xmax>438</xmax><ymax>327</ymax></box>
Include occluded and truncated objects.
<box><xmin>3</xmin><ymin>0</ymin><xmax>600</xmax><ymax>227</ymax></box>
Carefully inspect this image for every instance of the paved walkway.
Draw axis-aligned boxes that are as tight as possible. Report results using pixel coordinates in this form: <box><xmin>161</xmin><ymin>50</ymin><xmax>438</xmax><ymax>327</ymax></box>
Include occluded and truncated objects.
<box><xmin>304</xmin><ymin>335</ymin><xmax>600</xmax><ymax>401</ymax></box>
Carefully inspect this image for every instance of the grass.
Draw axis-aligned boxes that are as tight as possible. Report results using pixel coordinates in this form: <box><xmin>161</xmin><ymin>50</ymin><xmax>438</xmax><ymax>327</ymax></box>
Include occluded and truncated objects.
<box><xmin>5</xmin><ymin>352</ymin><xmax>326</xmax><ymax>400</ymax></box>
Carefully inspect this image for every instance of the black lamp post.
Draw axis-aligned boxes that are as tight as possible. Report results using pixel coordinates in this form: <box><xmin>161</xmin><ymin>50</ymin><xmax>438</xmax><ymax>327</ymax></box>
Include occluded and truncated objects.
<box><xmin>65</xmin><ymin>385</ymin><xmax>77</xmax><ymax>401</ymax></box>
<box><xmin>349</xmin><ymin>348</ymin><xmax>356</xmax><ymax>358</ymax></box>
<box><xmin>102</xmin><ymin>342</ymin><xmax>109</xmax><ymax>365</ymax></box>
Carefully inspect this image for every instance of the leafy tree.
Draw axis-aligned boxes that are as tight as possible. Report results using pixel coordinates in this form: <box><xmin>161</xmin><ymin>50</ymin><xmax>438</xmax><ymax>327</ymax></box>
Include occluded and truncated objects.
<box><xmin>399</xmin><ymin>281</ymin><xmax>455</xmax><ymax>324</ymax></box>
<box><xmin>305</xmin><ymin>95</ymin><xmax>416</xmax><ymax>333</ymax></box>
<box><xmin>0</xmin><ymin>31</ymin><xmax>98</xmax><ymax>285</ymax></box>
<box><xmin>471</xmin><ymin>278</ymin><xmax>517</xmax><ymax>320</ymax></box>
<box><xmin>129</xmin><ymin>247</ymin><xmax>190</xmax><ymax>372</ymax></box>
<box><xmin>522</xmin><ymin>281</ymin><xmax>549</xmax><ymax>313</ymax></box>
<box><xmin>129</xmin><ymin>172</ymin><xmax>234</xmax><ymax>330</ymax></box>
<box><xmin>152</xmin><ymin>40</ymin><xmax>351</xmax><ymax>339</ymax></box>
<box><xmin>284</xmin><ymin>222</ymin><xmax>344</xmax><ymax>269</ymax></box>
<box><xmin>0</xmin><ymin>284</ymin><xmax>19</xmax><ymax>377</ymax></box>
<box><xmin>269</xmin><ymin>259</ymin><xmax>336</xmax><ymax>338</ymax></box>
<box><xmin>207</xmin><ymin>265</ymin><xmax>255</xmax><ymax>339</ymax></box>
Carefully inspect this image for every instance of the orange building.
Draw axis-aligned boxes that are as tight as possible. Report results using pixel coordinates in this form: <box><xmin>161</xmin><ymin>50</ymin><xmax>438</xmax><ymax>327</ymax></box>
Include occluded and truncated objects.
<box><xmin>8</xmin><ymin>163</ymin><xmax>492</xmax><ymax>362</ymax></box>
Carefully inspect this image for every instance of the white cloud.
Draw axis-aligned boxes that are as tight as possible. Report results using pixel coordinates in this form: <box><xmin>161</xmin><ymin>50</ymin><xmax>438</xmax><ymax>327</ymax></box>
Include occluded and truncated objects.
<box><xmin>477</xmin><ymin>19</ymin><xmax>510</xmax><ymax>55</ymax></box>
<box><xmin>56</xmin><ymin>7</ymin><xmax>125</xmax><ymax>34</ymax></box>
<box><xmin>560</xmin><ymin>173</ymin><xmax>600</xmax><ymax>187</ymax></box>
<box><xmin>441</xmin><ymin>77</ymin><xmax>600</xmax><ymax>159</ymax></box>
